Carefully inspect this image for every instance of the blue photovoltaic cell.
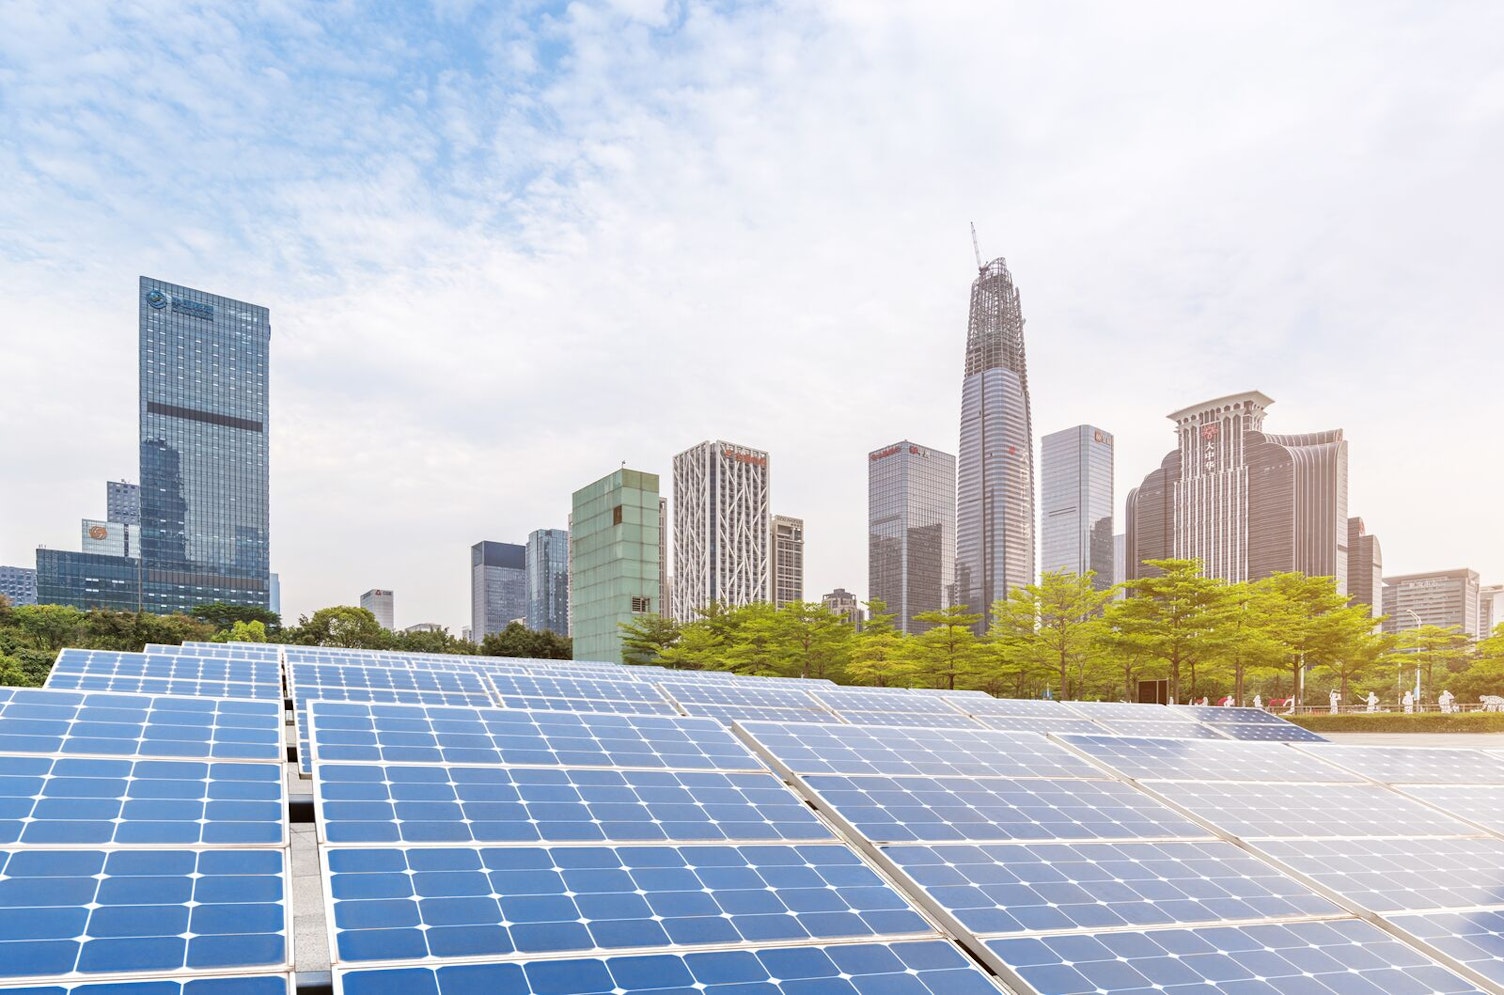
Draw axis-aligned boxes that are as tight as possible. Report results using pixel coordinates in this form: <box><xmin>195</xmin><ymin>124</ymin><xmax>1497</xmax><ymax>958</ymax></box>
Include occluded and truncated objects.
<box><xmin>1082</xmin><ymin>719</ymin><xmax>1227</xmax><ymax>740</ymax></box>
<box><xmin>954</xmin><ymin>698</ymin><xmax>1079</xmax><ymax>718</ymax></box>
<box><xmin>485</xmin><ymin>695</ymin><xmax>681</xmax><ymax>717</ymax></box>
<box><xmin>1056</xmin><ymin>735</ymin><xmax>1361</xmax><ymax>783</ymax></box>
<box><xmin>809</xmin><ymin>689</ymin><xmax>970</xmax><ymax>715</ymax></box>
<box><xmin>659</xmin><ymin>682</ymin><xmax>830</xmax><ymax>711</ymax></box>
<box><xmin>1297</xmin><ymin>745</ymin><xmax>1504</xmax><ymax>784</ymax></box>
<box><xmin>831</xmin><ymin>712</ymin><xmax>985</xmax><ymax>730</ymax></box>
<box><xmin>803</xmin><ymin>774</ymin><xmax>1207</xmax><ymax>844</ymax></box>
<box><xmin>0</xmin><ymin>848</ymin><xmax>287</xmax><ymax>981</ymax></box>
<box><xmin>0</xmin><ymin>689</ymin><xmax>283</xmax><ymax>761</ymax></box>
<box><xmin>336</xmin><ymin>938</ymin><xmax>1004</xmax><ymax>995</ymax></box>
<box><xmin>307</xmin><ymin>701</ymin><xmax>762</xmax><ymax>771</ymax></box>
<box><xmin>326</xmin><ymin>844</ymin><xmax>931</xmax><ymax>964</ymax></box>
<box><xmin>1184</xmin><ymin>705</ymin><xmax>1291</xmax><ymax>725</ymax></box>
<box><xmin>1252</xmin><ymin>837</ymin><xmax>1504</xmax><ymax>913</ymax></box>
<box><xmin>1211</xmin><ymin>721</ymin><xmax>1326</xmax><ymax>742</ymax></box>
<box><xmin>0</xmin><ymin>754</ymin><xmax>284</xmax><ymax>846</ymax></box>
<box><xmin>971</xmin><ymin>715</ymin><xmax>1104</xmax><ymax>735</ymax></box>
<box><xmin>1063</xmin><ymin>701</ymin><xmax>1199</xmax><ymax>723</ymax></box>
<box><xmin>740</xmin><ymin>723</ymin><xmax>1101</xmax><ymax>779</ymax></box>
<box><xmin>316</xmin><ymin>764</ymin><xmax>834</xmax><ymax>845</ymax></box>
<box><xmin>4</xmin><ymin>976</ymin><xmax>291</xmax><ymax>994</ymax></box>
<box><xmin>1400</xmin><ymin>784</ymin><xmax>1504</xmax><ymax>834</ymax></box>
<box><xmin>1390</xmin><ymin>909</ymin><xmax>1504</xmax><ymax>989</ymax></box>
<box><xmin>984</xmin><ymin>918</ymin><xmax>1486</xmax><ymax>995</ymax></box>
<box><xmin>487</xmin><ymin>675</ymin><xmax>678</xmax><ymax>716</ymax></box>
<box><xmin>1155</xmin><ymin>781</ymin><xmax>1480</xmax><ymax>838</ymax></box>
<box><xmin>47</xmin><ymin>650</ymin><xmax>283</xmax><ymax>701</ymax></box>
<box><xmin>678</xmin><ymin>704</ymin><xmax>834</xmax><ymax>725</ymax></box>
<box><xmin>884</xmin><ymin>840</ymin><xmax>1342</xmax><ymax>934</ymax></box>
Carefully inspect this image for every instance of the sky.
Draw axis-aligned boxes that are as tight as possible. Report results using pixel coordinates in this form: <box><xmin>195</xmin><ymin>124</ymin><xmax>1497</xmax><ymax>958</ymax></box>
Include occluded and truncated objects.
<box><xmin>2</xmin><ymin>1</ymin><xmax>1502</xmax><ymax>632</ymax></box>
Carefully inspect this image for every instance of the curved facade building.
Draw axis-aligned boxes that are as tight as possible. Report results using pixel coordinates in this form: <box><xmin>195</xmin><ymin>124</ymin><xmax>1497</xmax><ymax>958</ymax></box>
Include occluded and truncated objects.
<box><xmin>956</xmin><ymin>258</ymin><xmax>1035</xmax><ymax>631</ymax></box>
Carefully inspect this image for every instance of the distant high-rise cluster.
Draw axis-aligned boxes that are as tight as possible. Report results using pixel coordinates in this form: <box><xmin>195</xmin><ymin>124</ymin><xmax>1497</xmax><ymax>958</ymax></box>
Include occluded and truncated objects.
<box><xmin>1040</xmin><ymin>426</ymin><xmax>1114</xmax><ymax>588</ymax></box>
<box><xmin>470</xmin><ymin>541</ymin><xmax>526</xmax><ymax>641</ymax></box>
<box><xmin>868</xmin><ymin>441</ymin><xmax>955</xmax><ymax>634</ymax></box>
<box><xmin>671</xmin><ymin>441</ymin><xmax>771</xmax><ymax>622</ymax></box>
<box><xmin>360</xmin><ymin>589</ymin><xmax>394</xmax><ymax>630</ymax></box>
<box><xmin>1383</xmin><ymin>569</ymin><xmax>1481</xmax><ymax>638</ymax></box>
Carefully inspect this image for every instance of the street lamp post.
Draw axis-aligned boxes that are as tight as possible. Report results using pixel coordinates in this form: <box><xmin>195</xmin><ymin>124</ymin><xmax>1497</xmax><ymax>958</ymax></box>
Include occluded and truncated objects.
<box><xmin>1399</xmin><ymin>608</ymin><xmax>1423</xmax><ymax>710</ymax></box>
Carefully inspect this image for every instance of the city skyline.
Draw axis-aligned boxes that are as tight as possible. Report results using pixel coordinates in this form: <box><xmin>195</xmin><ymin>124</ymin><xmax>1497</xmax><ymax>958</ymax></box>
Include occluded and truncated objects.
<box><xmin>3</xmin><ymin>6</ymin><xmax>1502</xmax><ymax>632</ymax></box>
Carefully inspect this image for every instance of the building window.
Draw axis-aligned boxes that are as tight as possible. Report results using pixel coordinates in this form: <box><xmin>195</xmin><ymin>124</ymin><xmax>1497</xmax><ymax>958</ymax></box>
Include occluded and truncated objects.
<box><xmin>613</xmin><ymin>505</ymin><xmax>624</xmax><ymax>526</ymax></box>
<box><xmin>631</xmin><ymin>596</ymin><xmax>651</xmax><ymax>613</ymax></box>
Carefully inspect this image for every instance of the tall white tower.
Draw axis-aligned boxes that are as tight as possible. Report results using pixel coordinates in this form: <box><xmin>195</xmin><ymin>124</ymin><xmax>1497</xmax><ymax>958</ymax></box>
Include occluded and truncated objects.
<box><xmin>672</xmin><ymin>440</ymin><xmax>770</xmax><ymax>622</ymax></box>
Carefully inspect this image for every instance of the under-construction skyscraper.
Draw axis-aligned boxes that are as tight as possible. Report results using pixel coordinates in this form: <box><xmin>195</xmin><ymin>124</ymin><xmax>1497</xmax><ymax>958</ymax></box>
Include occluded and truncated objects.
<box><xmin>956</xmin><ymin>249</ymin><xmax>1035</xmax><ymax>633</ymax></box>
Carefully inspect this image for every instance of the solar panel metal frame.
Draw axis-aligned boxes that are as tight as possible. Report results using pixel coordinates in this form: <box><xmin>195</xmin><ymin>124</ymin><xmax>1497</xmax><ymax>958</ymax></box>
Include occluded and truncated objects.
<box><xmin>0</xmin><ymin>689</ymin><xmax>285</xmax><ymax>762</ymax></box>
<box><xmin>1397</xmin><ymin>783</ymin><xmax>1504</xmax><ymax>835</ymax></box>
<box><xmin>1083</xmin><ymin>718</ymin><xmax>1231</xmax><ymax>740</ymax></box>
<box><xmin>1293</xmin><ymin>744</ymin><xmax>1504</xmax><ymax>784</ymax></box>
<box><xmin>1061</xmin><ymin>700</ymin><xmax>1201</xmax><ymax>722</ymax></box>
<box><xmin>46</xmin><ymin>649</ymin><xmax>283</xmax><ymax>702</ymax></box>
<box><xmin>1184</xmin><ymin>704</ymin><xmax>1294</xmax><ymax>725</ymax></box>
<box><xmin>0</xmin><ymin>974</ymin><xmax>295</xmax><ymax>994</ymax></box>
<box><xmin>1144</xmin><ymin>780</ymin><xmax>1485</xmax><ymax>839</ymax></box>
<box><xmin>1210</xmin><ymin>721</ymin><xmax>1327</xmax><ymax>742</ymax></box>
<box><xmin>1055</xmin><ymin>734</ymin><xmax>1363</xmax><ymax>783</ymax></box>
<box><xmin>950</xmin><ymin>697</ymin><xmax>1084</xmax><ymax>718</ymax></box>
<box><xmin>658</xmin><ymin>681</ymin><xmax>836</xmax><ymax>713</ymax></box>
<box><xmin>970</xmin><ymin>714</ymin><xmax>1105</xmax><ymax>735</ymax></box>
<box><xmin>1250</xmin><ymin>836</ymin><xmax>1504</xmax><ymax>913</ymax></box>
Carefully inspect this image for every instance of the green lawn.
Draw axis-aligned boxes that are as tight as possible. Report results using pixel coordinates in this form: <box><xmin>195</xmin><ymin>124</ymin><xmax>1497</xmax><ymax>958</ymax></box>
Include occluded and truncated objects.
<box><xmin>1288</xmin><ymin>712</ymin><xmax>1504</xmax><ymax>733</ymax></box>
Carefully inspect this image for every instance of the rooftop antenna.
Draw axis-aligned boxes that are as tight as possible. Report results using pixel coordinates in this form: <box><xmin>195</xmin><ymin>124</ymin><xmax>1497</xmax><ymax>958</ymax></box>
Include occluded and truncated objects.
<box><xmin>970</xmin><ymin>222</ymin><xmax>984</xmax><ymax>273</ymax></box>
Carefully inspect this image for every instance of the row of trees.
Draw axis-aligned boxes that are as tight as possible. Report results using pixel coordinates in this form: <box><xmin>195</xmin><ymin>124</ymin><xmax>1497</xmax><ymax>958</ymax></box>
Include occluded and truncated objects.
<box><xmin>622</xmin><ymin>560</ymin><xmax>1504</xmax><ymax>705</ymax></box>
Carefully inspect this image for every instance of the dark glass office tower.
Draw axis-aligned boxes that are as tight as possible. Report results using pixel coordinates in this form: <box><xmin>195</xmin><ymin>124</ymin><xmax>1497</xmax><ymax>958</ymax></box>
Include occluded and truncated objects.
<box><xmin>138</xmin><ymin>277</ymin><xmax>271</xmax><ymax>614</ymax></box>
<box><xmin>1041</xmin><ymin>425</ymin><xmax>1114</xmax><ymax>589</ymax></box>
<box><xmin>956</xmin><ymin>258</ymin><xmax>1035</xmax><ymax>633</ymax></box>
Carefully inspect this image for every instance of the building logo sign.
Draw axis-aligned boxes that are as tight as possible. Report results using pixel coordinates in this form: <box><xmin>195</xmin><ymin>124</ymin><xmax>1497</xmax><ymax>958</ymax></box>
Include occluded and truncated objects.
<box><xmin>145</xmin><ymin>289</ymin><xmax>170</xmax><ymax>309</ymax></box>
<box><xmin>1093</xmin><ymin>430</ymin><xmax>1107</xmax><ymax>444</ymax></box>
<box><xmin>1201</xmin><ymin>423</ymin><xmax>1218</xmax><ymax>472</ymax></box>
<box><xmin>88</xmin><ymin>525</ymin><xmax>108</xmax><ymax>540</ymax></box>
<box><xmin>870</xmin><ymin>445</ymin><xmax>901</xmax><ymax>462</ymax></box>
<box><xmin>721</xmin><ymin>448</ymin><xmax>767</xmax><ymax>467</ymax></box>
<box><xmin>144</xmin><ymin>289</ymin><xmax>215</xmax><ymax>320</ymax></box>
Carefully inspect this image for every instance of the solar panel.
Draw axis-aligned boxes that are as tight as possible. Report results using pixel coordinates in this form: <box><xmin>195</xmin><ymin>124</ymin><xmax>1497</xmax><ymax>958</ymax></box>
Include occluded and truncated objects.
<box><xmin>1212</xmin><ymin>721</ymin><xmax>1326</xmax><ymax>742</ymax></box>
<box><xmin>0</xmin><ymin>754</ymin><xmax>285</xmax><ymax>846</ymax></box>
<box><xmin>47</xmin><ymin>649</ymin><xmax>283</xmax><ymax>701</ymax></box>
<box><xmin>1063</xmin><ymin>701</ymin><xmax>1199</xmax><ymax>722</ymax></box>
<box><xmin>1154</xmin><ymin>781</ymin><xmax>1482</xmax><ymax>839</ymax></box>
<box><xmin>2</xmin><ymin>976</ymin><xmax>293</xmax><ymax>994</ymax></box>
<box><xmin>334</xmin><ymin>938</ymin><xmax>1004</xmax><ymax>995</ymax></box>
<box><xmin>1057</xmin><ymin>734</ymin><xmax>1362</xmax><ymax>783</ymax></box>
<box><xmin>952</xmin><ymin>697</ymin><xmax>1078</xmax><ymax>717</ymax></box>
<box><xmin>883</xmin><ymin>840</ymin><xmax>1342</xmax><ymax>934</ymax></box>
<box><xmin>1398</xmin><ymin>784</ymin><xmax>1504</xmax><ymax>834</ymax></box>
<box><xmin>971</xmin><ymin>714</ymin><xmax>1105</xmax><ymax>735</ymax></box>
<box><xmin>306</xmin><ymin>701</ymin><xmax>763</xmax><ymax>771</ymax></box>
<box><xmin>1389</xmin><ymin>909</ymin><xmax>1504</xmax><ymax>989</ymax></box>
<box><xmin>316</xmin><ymin>764</ymin><xmax>834</xmax><ymax>845</ymax></box>
<box><xmin>325</xmin><ymin>843</ymin><xmax>932</xmax><ymax>964</ymax></box>
<box><xmin>739</xmin><ymin>722</ymin><xmax>1102</xmax><ymax>779</ymax></box>
<box><xmin>1184</xmin><ymin>705</ymin><xmax>1292</xmax><ymax>725</ymax></box>
<box><xmin>659</xmin><ymin>681</ymin><xmax>831</xmax><ymax>711</ymax></box>
<box><xmin>0</xmin><ymin>848</ymin><xmax>288</xmax><ymax>982</ymax></box>
<box><xmin>0</xmin><ymin>689</ymin><xmax>284</xmax><ymax>761</ymax></box>
<box><xmin>486</xmin><ymin>675</ymin><xmax>677</xmax><ymax>716</ymax></box>
<box><xmin>674</xmin><ymin>703</ymin><xmax>836</xmax><ymax>725</ymax></box>
<box><xmin>1296</xmin><ymin>744</ymin><xmax>1504</xmax><ymax>784</ymax></box>
<box><xmin>802</xmin><ymin>774</ymin><xmax>1208</xmax><ymax>844</ymax></box>
<box><xmin>1252</xmin><ymin>837</ymin><xmax>1504</xmax><ymax>913</ymax></box>
<box><xmin>983</xmin><ymin>918</ymin><xmax>1487</xmax><ymax>995</ymax></box>
<box><xmin>833</xmin><ymin>712</ymin><xmax>986</xmax><ymax>730</ymax></box>
<box><xmin>809</xmin><ymin>688</ymin><xmax>970</xmax><ymax>714</ymax></box>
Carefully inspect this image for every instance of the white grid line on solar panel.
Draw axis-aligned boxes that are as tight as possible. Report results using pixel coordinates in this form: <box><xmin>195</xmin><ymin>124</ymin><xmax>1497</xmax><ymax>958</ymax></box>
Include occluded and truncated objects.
<box><xmin>1398</xmin><ymin>785</ymin><xmax>1504</xmax><ymax>836</ymax></box>
<box><xmin>487</xmin><ymin>674</ymin><xmax>675</xmax><ymax>707</ymax></box>
<box><xmin>313</xmin><ymin>763</ymin><xmax>835</xmax><ymax>846</ymax></box>
<box><xmin>1183</xmin><ymin>705</ymin><xmax>1292</xmax><ymax>725</ymax></box>
<box><xmin>982</xmin><ymin>917</ymin><xmax>1489</xmax><ymax>995</ymax></box>
<box><xmin>1293</xmin><ymin>744</ymin><xmax>1504</xmax><ymax>784</ymax></box>
<box><xmin>47</xmin><ymin>649</ymin><xmax>283</xmax><ymax>699</ymax></box>
<box><xmin>881</xmin><ymin>839</ymin><xmax>1345</xmax><ymax>936</ymax></box>
<box><xmin>322</xmin><ymin>843</ymin><xmax>935</xmax><ymax>967</ymax></box>
<box><xmin>1388</xmin><ymin>909</ymin><xmax>1504</xmax><ymax>990</ymax></box>
<box><xmin>487</xmin><ymin>695</ymin><xmax>684</xmax><ymax>718</ymax></box>
<box><xmin>1212</xmin><ymin>721</ymin><xmax>1327</xmax><ymax>742</ymax></box>
<box><xmin>0</xmin><ymin>847</ymin><xmax>290</xmax><ymax>984</ymax></box>
<box><xmin>971</xmin><ymin>714</ymin><xmax>1105</xmax><ymax>735</ymax></box>
<box><xmin>306</xmin><ymin>700</ymin><xmax>766</xmax><ymax>772</ymax></box>
<box><xmin>822</xmin><ymin>712</ymin><xmax>987</xmax><ymax>730</ymax></box>
<box><xmin>801</xmin><ymin>774</ymin><xmax>1211</xmax><ymax>845</ymax></box>
<box><xmin>808</xmin><ymin>689</ymin><xmax>970</xmax><ymax>714</ymax></box>
<box><xmin>738</xmin><ymin>722</ymin><xmax>1104</xmax><ymax>779</ymax></box>
<box><xmin>951</xmin><ymin>697</ymin><xmax>1084</xmax><ymax>717</ymax></box>
<box><xmin>0</xmin><ymin>689</ymin><xmax>284</xmax><ymax>762</ymax></box>
<box><xmin>0</xmin><ymin>753</ymin><xmax>286</xmax><ymax>847</ymax></box>
<box><xmin>1056</xmin><ymin>735</ymin><xmax>1363</xmax><ymax>783</ymax></box>
<box><xmin>332</xmin><ymin>937</ymin><xmax>1007</xmax><ymax>995</ymax></box>
<box><xmin>658</xmin><ymin>682</ymin><xmax>832</xmax><ymax>710</ymax></box>
<box><xmin>148</xmin><ymin>642</ymin><xmax>282</xmax><ymax>660</ymax></box>
<box><xmin>1083</xmin><ymin>718</ymin><xmax>1231</xmax><ymax>740</ymax></box>
<box><xmin>1061</xmin><ymin>700</ymin><xmax>1201</xmax><ymax>722</ymax></box>
<box><xmin>1146</xmin><ymin>781</ymin><xmax>1485</xmax><ymax>839</ymax></box>
<box><xmin>1251</xmin><ymin>837</ymin><xmax>1504</xmax><ymax>914</ymax></box>
<box><xmin>677</xmin><ymin>704</ymin><xmax>839</xmax><ymax>725</ymax></box>
<box><xmin>0</xmin><ymin>974</ymin><xmax>293</xmax><ymax>994</ymax></box>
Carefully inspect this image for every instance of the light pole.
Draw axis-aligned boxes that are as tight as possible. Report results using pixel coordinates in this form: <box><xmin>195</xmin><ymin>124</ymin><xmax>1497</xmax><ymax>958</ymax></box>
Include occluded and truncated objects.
<box><xmin>1398</xmin><ymin>608</ymin><xmax>1423</xmax><ymax>709</ymax></box>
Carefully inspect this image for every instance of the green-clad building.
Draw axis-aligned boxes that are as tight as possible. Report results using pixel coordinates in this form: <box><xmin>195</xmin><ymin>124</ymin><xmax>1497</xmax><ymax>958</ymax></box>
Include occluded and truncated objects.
<box><xmin>569</xmin><ymin>468</ymin><xmax>663</xmax><ymax>663</ymax></box>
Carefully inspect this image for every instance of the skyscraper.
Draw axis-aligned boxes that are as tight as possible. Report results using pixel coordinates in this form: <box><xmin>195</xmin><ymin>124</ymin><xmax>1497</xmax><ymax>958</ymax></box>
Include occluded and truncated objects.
<box><xmin>1383</xmin><ymin>569</ymin><xmax>1481</xmax><ymax>638</ymax></box>
<box><xmin>1123</xmin><ymin>391</ymin><xmax>1348</xmax><ymax>589</ymax></box>
<box><xmin>471</xmin><ymin>541</ymin><xmax>526</xmax><ymax>641</ymax></box>
<box><xmin>956</xmin><ymin>256</ymin><xmax>1035</xmax><ymax>632</ymax></box>
<box><xmin>570</xmin><ymin>468</ymin><xmax>662</xmax><ymax>663</ymax></box>
<box><xmin>106</xmin><ymin>481</ymin><xmax>140</xmax><ymax>526</ymax></box>
<box><xmin>1347</xmin><ymin>518</ymin><xmax>1383</xmax><ymax>620</ymax></box>
<box><xmin>672</xmin><ymin>441</ymin><xmax>770</xmax><ymax>622</ymax></box>
<box><xmin>526</xmin><ymin>528</ymin><xmax>571</xmax><ymax>635</ymax></box>
<box><xmin>1040</xmin><ymin>426</ymin><xmax>1114</xmax><ymax>588</ymax></box>
<box><xmin>821</xmin><ymin>588</ymin><xmax>863</xmax><ymax>629</ymax></box>
<box><xmin>868</xmin><ymin>441</ymin><xmax>955</xmax><ymax>634</ymax></box>
<box><xmin>138</xmin><ymin>277</ymin><xmax>271</xmax><ymax>614</ymax></box>
<box><xmin>770</xmin><ymin>515</ymin><xmax>804</xmax><ymax>607</ymax></box>
<box><xmin>0</xmin><ymin>566</ymin><xmax>37</xmax><ymax>607</ymax></box>
<box><xmin>360</xmin><ymin>589</ymin><xmax>395</xmax><ymax>630</ymax></box>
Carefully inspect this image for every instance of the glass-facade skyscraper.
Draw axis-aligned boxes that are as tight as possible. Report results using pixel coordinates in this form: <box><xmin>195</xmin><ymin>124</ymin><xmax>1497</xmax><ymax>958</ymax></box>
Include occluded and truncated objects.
<box><xmin>138</xmin><ymin>277</ymin><xmax>270</xmax><ymax>614</ymax></box>
<box><xmin>570</xmin><ymin>469</ymin><xmax>662</xmax><ymax>663</ymax></box>
<box><xmin>868</xmin><ymin>441</ymin><xmax>955</xmax><ymax>634</ymax></box>
<box><xmin>526</xmin><ymin>528</ymin><xmax>571</xmax><ymax>636</ymax></box>
<box><xmin>471</xmin><ymin>541</ymin><xmax>527</xmax><ymax>641</ymax></box>
<box><xmin>1040</xmin><ymin>425</ymin><xmax>1114</xmax><ymax>588</ymax></box>
<box><xmin>956</xmin><ymin>257</ymin><xmax>1035</xmax><ymax>632</ymax></box>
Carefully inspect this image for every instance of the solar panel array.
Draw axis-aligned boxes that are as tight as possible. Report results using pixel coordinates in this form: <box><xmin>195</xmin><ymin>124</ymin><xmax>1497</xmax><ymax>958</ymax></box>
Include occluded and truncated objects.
<box><xmin>23</xmin><ymin>639</ymin><xmax>1503</xmax><ymax>994</ymax></box>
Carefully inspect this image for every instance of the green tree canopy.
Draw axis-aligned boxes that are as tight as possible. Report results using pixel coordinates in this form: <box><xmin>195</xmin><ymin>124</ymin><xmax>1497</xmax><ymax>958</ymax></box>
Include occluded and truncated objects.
<box><xmin>845</xmin><ymin>601</ymin><xmax>916</xmax><ymax>688</ymax></box>
<box><xmin>481</xmin><ymin>622</ymin><xmax>572</xmax><ymax>660</ymax></box>
<box><xmin>990</xmin><ymin>571</ymin><xmax>1116</xmax><ymax>700</ymax></box>
<box><xmin>190</xmin><ymin>602</ymin><xmax>282</xmax><ymax>633</ymax></box>
<box><xmin>618</xmin><ymin>614</ymin><xmax>682</xmax><ymax>667</ymax></box>
<box><xmin>908</xmin><ymin>604</ymin><xmax>985</xmax><ymax>690</ymax></box>
<box><xmin>287</xmin><ymin>606</ymin><xmax>390</xmax><ymax>649</ymax></box>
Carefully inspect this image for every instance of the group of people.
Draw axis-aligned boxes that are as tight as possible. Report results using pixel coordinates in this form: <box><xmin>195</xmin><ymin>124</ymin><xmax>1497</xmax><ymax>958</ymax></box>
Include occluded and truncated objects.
<box><xmin>1195</xmin><ymin>688</ymin><xmax>1463</xmax><ymax>713</ymax></box>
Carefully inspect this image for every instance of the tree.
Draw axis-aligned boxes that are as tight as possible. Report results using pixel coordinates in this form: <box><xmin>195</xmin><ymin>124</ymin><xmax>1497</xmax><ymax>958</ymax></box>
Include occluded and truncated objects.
<box><xmin>390</xmin><ymin>626</ymin><xmax>475</xmax><ymax>656</ymax></box>
<box><xmin>846</xmin><ymin>601</ymin><xmax>916</xmax><ymax>688</ymax></box>
<box><xmin>191</xmin><ymin>602</ymin><xmax>282</xmax><ymax>633</ymax></box>
<box><xmin>618</xmin><ymin>614</ymin><xmax>682</xmax><ymax>667</ymax></box>
<box><xmin>719</xmin><ymin>603</ymin><xmax>786</xmax><ymax>676</ymax></box>
<box><xmin>1257</xmin><ymin>573</ymin><xmax>1386</xmax><ymax>705</ymax></box>
<box><xmin>1207</xmin><ymin>581</ymin><xmax>1286</xmax><ymax>704</ymax></box>
<box><xmin>989</xmin><ymin>571</ymin><xmax>1115</xmax><ymax>700</ymax></box>
<box><xmin>1393</xmin><ymin>624</ymin><xmax>1471</xmax><ymax>704</ymax></box>
<box><xmin>1103</xmin><ymin>559</ymin><xmax>1225</xmax><ymax>702</ymax></box>
<box><xmin>7</xmin><ymin>605</ymin><xmax>88</xmax><ymax>654</ymax></box>
<box><xmin>481</xmin><ymin>622</ymin><xmax>572</xmax><ymax>660</ymax></box>
<box><xmin>768</xmin><ymin>602</ymin><xmax>852</xmax><ymax>681</ymax></box>
<box><xmin>288</xmin><ymin>606</ymin><xmax>390</xmax><ymax>649</ymax></box>
<box><xmin>907</xmin><ymin>605</ymin><xmax>985</xmax><ymax>690</ymax></box>
<box><xmin>220</xmin><ymin>620</ymin><xmax>268</xmax><ymax>642</ymax></box>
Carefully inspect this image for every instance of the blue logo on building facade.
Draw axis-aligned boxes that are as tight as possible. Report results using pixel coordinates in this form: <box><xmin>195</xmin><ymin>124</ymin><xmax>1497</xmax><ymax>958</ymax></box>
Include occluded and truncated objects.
<box><xmin>145</xmin><ymin>289</ymin><xmax>169</xmax><ymax>309</ymax></box>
